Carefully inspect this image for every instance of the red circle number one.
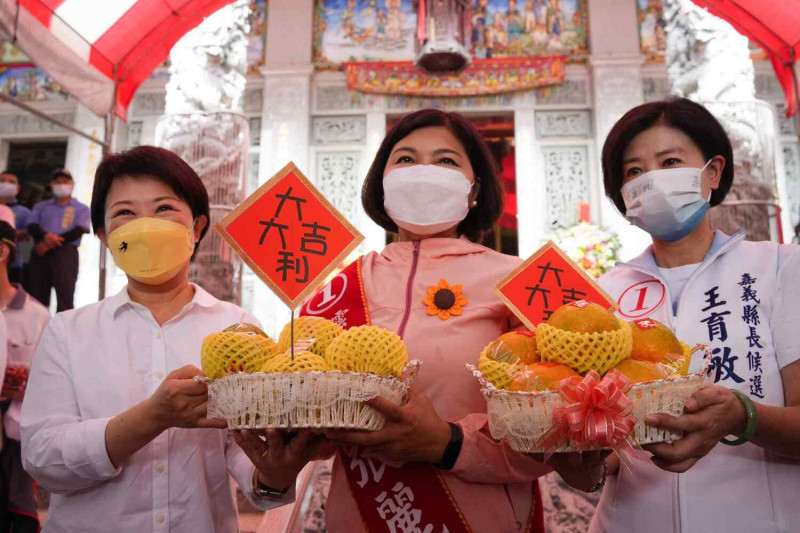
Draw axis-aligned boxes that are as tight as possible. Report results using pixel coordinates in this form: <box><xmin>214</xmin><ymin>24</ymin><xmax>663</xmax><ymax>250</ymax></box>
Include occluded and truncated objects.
<box><xmin>618</xmin><ymin>280</ymin><xmax>666</xmax><ymax>319</ymax></box>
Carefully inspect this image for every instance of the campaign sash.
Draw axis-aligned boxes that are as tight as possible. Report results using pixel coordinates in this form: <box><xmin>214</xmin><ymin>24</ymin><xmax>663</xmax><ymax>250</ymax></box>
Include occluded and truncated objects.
<box><xmin>300</xmin><ymin>258</ymin><xmax>544</xmax><ymax>533</ymax></box>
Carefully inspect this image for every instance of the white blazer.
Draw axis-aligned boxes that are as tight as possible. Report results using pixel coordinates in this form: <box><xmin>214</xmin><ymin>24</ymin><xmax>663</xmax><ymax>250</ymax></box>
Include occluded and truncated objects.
<box><xmin>590</xmin><ymin>232</ymin><xmax>800</xmax><ymax>533</ymax></box>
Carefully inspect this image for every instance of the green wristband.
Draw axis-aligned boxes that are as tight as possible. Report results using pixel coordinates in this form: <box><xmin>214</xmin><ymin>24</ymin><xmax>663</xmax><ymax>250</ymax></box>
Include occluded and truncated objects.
<box><xmin>720</xmin><ymin>390</ymin><xmax>757</xmax><ymax>446</ymax></box>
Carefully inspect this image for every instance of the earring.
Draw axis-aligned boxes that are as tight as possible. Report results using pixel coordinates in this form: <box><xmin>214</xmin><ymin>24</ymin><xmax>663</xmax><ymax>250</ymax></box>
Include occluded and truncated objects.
<box><xmin>471</xmin><ymin>200</ymin><xmax>478</xmax><ymax>208</ymax></box>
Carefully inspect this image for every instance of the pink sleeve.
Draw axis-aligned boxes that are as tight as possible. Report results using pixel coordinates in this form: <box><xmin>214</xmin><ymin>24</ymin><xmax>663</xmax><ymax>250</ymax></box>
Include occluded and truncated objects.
<box><xmin>448</xmin><ymin>413</ymin><xmax>552</xmax><ymax>483</ymax></box>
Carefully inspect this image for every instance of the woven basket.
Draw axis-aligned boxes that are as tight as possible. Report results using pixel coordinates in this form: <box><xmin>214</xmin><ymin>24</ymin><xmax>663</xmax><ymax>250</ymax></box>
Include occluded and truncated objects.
<box><xmin>537</xmin><ymin>321</ymin><xmax>633</xmax><ymax>375</ymax></box>
<box><xmin>207</xmin><ymin>361</ymin><xmax>420</xmax><ymax>430</ymax></box>
<box><xmin>468</xmin><ymin>346</ymin><xmax>710</xmax><ymax>453</ymax></box>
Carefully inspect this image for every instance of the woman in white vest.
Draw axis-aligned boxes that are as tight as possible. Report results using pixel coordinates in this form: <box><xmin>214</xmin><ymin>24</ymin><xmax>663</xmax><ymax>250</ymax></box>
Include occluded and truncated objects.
<box><xmin>589</xmin><ymin>98</ymin><xmax>800</xmax><ymax>533</ymax></box>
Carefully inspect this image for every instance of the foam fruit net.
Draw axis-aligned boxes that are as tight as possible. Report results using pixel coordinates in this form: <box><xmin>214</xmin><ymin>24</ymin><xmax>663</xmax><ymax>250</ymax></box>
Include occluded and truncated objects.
<box><xmin>261</xmin><ymin>352</ymin><xmax>330</xmax><ymax>372</ymax></box>
<box><xmin>325</xmin><ymin>325</ymin><xmax>407</xmax><ymax>377</ymax></box>
<box><xmin>278</xmin><ymin>316</ymin><xmax>343</xmax><ymax>356</ymax></box>
<box><xmin>477</xmin><ymin>343</ymin><xmax>515</xmax><ymax>390</ymax></box>
<box><xmin>536</xmin><ymin>320</ymin><xmax>633</xmax><ymax>375</ymax></box>
<box><xmin>201</xmin><ymin>331</ymin><xmax>279</xmax><ymax>380</ymax></box>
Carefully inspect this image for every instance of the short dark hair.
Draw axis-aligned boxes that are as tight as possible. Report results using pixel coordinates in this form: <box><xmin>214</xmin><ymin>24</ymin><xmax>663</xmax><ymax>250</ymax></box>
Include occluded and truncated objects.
<box><xmin>602</xmin><ymin>97</ymin><xmax>734</xmax><ymax>214</ymax></box>
<box><xmin>362</xmin><ymin>108</ymin><xmax>503</xmax><ymax>242</ymax></box>
<box><xmin>51</xmin><ymin>168</ymin><xmax>73</xmax><ymax>181</ymax></box>
<box><xmin>91</xmin><ymin>146</ymin><xmax>210</xmax><ymax>246</ymax></box>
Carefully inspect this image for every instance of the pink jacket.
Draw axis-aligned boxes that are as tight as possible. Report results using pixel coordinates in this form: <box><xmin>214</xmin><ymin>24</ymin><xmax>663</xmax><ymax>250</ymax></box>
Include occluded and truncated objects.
<box><xmin>325</xmin><ymin>237</ymin><xmax>552</xmax><ymax>533</ymax></box>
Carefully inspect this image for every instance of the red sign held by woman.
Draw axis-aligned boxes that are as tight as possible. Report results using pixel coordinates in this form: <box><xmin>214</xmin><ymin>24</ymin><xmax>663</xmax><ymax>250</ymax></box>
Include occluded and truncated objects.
<box><xmin>494</xmin><ymin>241</ymin><xmax>617</xmax><ymax>330</ymax></box>
<box><xmin>216</xmin><ymin>162</ymin><xmax>364</xmax><ymax>309</ymax></box>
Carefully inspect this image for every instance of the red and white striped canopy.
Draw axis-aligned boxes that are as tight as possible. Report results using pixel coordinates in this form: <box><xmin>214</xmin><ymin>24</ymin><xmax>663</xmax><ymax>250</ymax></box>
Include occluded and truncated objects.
<box><xmin>0</xmin><ymin>0</ymin><xmax>235</xmax><ymax>120</ymax></box>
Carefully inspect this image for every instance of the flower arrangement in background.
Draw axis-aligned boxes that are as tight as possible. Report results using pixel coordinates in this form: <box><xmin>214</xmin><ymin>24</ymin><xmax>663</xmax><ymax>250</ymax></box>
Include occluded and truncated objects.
<box><xmin>551</xmin><ymin>222</ymin><xmax>622</xmax><ymax>279</ymax></box>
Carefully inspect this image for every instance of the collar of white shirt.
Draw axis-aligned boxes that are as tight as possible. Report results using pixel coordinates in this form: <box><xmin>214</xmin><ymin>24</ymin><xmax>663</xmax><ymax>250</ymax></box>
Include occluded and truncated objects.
<box><xmin>106</xmin><ymin>283</ymin><xmax>219</xmax><ymax>319</ymax></box>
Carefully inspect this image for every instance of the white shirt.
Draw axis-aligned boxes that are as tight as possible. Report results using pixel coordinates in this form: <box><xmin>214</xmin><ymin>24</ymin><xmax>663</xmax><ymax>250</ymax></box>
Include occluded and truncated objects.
<box><xmin>593</xmin><ymin>232</ymin><xmax>800</xmax><ymax>533</ymax></box>
<box><xmin>21</xmin><ymin>284</ymin><xmax>293</xmax><ymax>533</ymax></box>
<box><xmin>658</xmin><ymin>262</ymin><xmax>700</xmax><ymax>312</ymax></box>
<box><xmin>3</xmin><ymin>285</ymin><xmax>49</xmax><ymax>441</ymax></box>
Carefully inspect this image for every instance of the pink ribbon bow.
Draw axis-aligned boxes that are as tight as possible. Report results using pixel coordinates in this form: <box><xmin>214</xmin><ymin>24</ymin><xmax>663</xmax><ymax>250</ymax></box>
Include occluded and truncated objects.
<box><xmin>535</xmin><ymin>369</ymin><xmax>639</xmax><ymax>463</ymax></box>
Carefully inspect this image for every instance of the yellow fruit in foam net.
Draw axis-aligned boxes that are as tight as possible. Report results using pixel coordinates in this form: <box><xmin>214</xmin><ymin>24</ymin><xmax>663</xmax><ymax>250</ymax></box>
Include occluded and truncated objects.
<box><xmin>477</xmin><ymin>354</ymin><xmax>514</xmax><ymax>390</ymax></box>
<box><xmin>537</xmin><ymin>305</ymin><xmax>632</xmax><ymax>375</ymax></box>
<box><xmin>278</xmin><ymin>316</ymin><xmax>344</xmax><ymax>356</ymax></box>
<box><xmin>201</xmin><ymin>325</ymin><xmax>279</xmax><ymax>380</ymax></box>
<box><xmin>261</xmin><ymin>352</ymin><xmax>330</xmax><ymax>372</ymax></box>
<box><xmin>324</xmin><ymin>325</ymin><xmax>407</xmax><ymax>377</ymax></box>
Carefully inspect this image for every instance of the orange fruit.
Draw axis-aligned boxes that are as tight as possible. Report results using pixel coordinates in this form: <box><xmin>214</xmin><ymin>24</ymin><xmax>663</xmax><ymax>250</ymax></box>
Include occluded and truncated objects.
<box><xmin>629</xmin><ymin>318</ymin><xmax>683</xmax><ymax>365</ymax></box>
<box><xmin>613</xmin><ymin>359</ymin><xmax>672</xmax><ymax>383</ymax></box>
<box><xmin>487</xmin><ymin>331</ymin><xmax>539</xmax><ymax>364</ymax></box>
<box><xmin>547</xmin><ymin>300</ymin><xmax>620</xmax><ymax>334</ymax></box>
<box><xmin>509</xmin><ymin>361</ymin><xmax>580</xmax><ymax>392</ymax></box>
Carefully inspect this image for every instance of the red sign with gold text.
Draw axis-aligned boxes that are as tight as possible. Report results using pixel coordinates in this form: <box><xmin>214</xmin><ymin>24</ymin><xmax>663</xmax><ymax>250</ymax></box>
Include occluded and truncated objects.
<box><xmin>494</xmin><ymin>241</ymin><xmax>617</xmax><ymax>330</ymax></box>
<box><xmin>216</xmin><ymin>162</ymin><xmax>364</xmax><ymax>309</ymax></box>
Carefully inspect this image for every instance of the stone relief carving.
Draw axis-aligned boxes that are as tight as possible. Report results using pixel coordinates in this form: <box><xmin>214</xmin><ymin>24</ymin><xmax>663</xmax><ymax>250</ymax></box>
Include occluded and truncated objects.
<box><xmin>536</xmin><ymin>80</ymin><xmax>589</xmax><ymax>106</ymax></box>
<box><xmin>642</xmin><ymin>77</ymin><xmax>671</xmax><ymax>103</ymax></box>
<box><xmin>314</xmin><ymin>84</ymin><xmax>365</xmax><ymax>112</ymax></box>
<box><xmin>535</xmin><ymin>111</ymin><xmax>592</xmax><ymax>138</ymax></box>
<box><xmin>754</xmin><ymin>74</ymin><xmax>785</xmax><ymax>102</ymax></box>
<box><xmin>249</xmin><ymin>117</ymin><xmax>261</xmax><ymax>146</ymax></box>
<box><xmin>265</xmin><ymin>78</ymin><xmax>308</xmax><ymax>120</ymax></box>
<box><xmin>316</xmin><ymin>151</ymin><xmax>361</xmax><ymax>224</ymax></box>
<box><xmin>384</xmin><ymin>93</ymin><xmax>514</xmax><ymax>111</ymax></box>
<box><xmin>130</xmin><ymin>92</ymin><xmax>166</xmax><ymax>116</ymax></box>
<box><xmin>593</xmin><ymin>66</ymin><xmax>643</xmax><ymax>140</ymax></box>
<box><xmin>126</xmin><ymin>121</ymin><xmax>143</xmax><ymax>148</ymax></box>
<box><xmin>0</xmin><ymin>112</ymin><xmax>75</xmax><ymax>134</ymax></box>
<box><xmin>312</xmin><ymin>115</ymin><xmax>366</xmax><ymax>145</ymax></box>
<box><xmin>243</xmin><ymin>88</ymin><xmax>263</xmax><ymax>113</ymax></box>
<box><xmin>783</xmin><ymin>144</ymin><xmax>800</xmax><ymax>232</ymax></box>
<box><xmin>543</xmin><ymin>146</ymin><xmax>590</xmax><ymax>230</ymax></box>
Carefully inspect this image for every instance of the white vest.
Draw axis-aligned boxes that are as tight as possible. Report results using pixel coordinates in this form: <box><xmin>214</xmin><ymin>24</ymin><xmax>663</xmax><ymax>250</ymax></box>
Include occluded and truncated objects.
<box><xmin>590</xmin><ymin>232</ymin><xmax>800</xmax><ymax>533</ymax></box>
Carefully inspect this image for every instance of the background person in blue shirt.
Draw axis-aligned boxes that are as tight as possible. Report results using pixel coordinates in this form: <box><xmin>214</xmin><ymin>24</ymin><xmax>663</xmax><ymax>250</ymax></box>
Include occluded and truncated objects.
<box><xmin>0</xmin><ymin>172</ymin><xmax>31</xmax><ymax>285</ymax></box>
<box><xmin>25</xmin><ymin>169</ymin><xmax>90</xmax><ymax>311</ymax></box>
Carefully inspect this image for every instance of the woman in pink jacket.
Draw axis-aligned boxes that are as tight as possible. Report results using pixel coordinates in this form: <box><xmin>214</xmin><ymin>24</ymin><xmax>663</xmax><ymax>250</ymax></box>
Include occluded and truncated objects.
<box><xmin>301</xmin><ymin>109</ymin><xmax>606</xmax><ymax>533</ymax></box>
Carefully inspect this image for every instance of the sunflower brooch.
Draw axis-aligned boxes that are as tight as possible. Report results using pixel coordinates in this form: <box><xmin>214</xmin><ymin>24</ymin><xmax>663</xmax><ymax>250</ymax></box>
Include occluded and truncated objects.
<box><xmin>423</xmin><ymin>279</ymin><xmax>468</xmax><ymax>321</ymax></box>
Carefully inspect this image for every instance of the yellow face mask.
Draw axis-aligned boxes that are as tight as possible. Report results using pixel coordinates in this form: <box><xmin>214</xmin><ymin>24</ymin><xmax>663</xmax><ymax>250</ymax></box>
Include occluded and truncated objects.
<box><xmin>107</xmin><ymin>217</ymin><xmax>195</xmax><ymax>285</ymax></box>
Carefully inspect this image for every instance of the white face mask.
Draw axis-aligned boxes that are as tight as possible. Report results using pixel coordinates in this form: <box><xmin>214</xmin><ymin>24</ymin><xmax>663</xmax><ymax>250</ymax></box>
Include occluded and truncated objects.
<box><xmin>621</xmin><ymin>161</ymin><xmax>712</xmax><ymax>242</ymax></box>
<box><xmin>52</xmin><ymin>184</ymin><xmax>73</xmax><ymax>199</ymax></box>
<box><xmin>0</xmin><ymin>183</ymin><xmax>18</xmax><ymax>198</ymax></box>
<box><xmin>383</xmin><ymin>164</ymin><xmax>472</xmax><ymax>236</ymax></box>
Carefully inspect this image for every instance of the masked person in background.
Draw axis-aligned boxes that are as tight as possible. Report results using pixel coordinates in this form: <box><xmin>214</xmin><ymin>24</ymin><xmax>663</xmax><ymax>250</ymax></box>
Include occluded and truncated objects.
<box><xmin>0</xmin><ymin>220</ymin><xmax>48</xmax><ymax>533</ymax></box>
<box><xmin>20</xmin><ymin>146</ymin><xmax>330</xmax><ymax>532</ymax></box>
<box><xmin>591</xmin><ymin>98</ymin><xmax>800</xmax><ymax>533</ymax></box>
<box><xmin>0</xmin><ymin>172</ymin><xmax>32</xmax><ymax>285</ymax></box>
<box><xmin>299</xmin><ymin>109</ymin><xmax>607</xmax><ymax>533</ymax></box>
<box><xmin>26</xmin><ymin>169</ymin><xmax>90</xmax><ymax>311</ymax></box>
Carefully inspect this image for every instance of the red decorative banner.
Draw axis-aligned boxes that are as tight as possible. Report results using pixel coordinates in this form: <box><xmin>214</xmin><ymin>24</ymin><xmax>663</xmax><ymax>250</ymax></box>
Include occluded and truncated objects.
<box><xmin>216</xmin><ymin>162</ymin><xmax>364</xmax><ymax>310</ymax></box>
<box><xmin>493</xmin><ymin>241</ymin><xmax>618</xmax><ymax>331</ymax></box>
<box><xmin>344</xmin><ymin>56</ymin><xmax>566</xmax><ymax>97</ymax></box>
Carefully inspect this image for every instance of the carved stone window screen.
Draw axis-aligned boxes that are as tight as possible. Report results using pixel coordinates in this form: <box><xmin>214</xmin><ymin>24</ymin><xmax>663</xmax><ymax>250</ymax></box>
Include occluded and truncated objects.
<box><xmin>542</xmin><ymin>145</ymin><xmax>591</xmax><ymax>231</ymax></box>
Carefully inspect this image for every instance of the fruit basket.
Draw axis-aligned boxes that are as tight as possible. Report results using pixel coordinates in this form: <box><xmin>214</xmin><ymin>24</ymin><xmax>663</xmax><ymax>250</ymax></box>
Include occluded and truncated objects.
<box><xmin>203</xmin><ymin>318</ymin><xmax>419</xmax><ymax>430</ymax></box>
<box><xmin>469</xmin><ymin>301</ymin><xmax>711</xmax><ymax>453</ymax></box>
